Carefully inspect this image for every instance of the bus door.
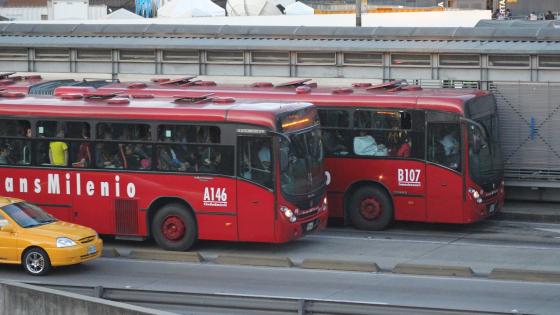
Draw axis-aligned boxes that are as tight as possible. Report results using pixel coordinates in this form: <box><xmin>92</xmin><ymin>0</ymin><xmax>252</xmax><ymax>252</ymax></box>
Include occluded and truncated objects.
<box><xmin>425</xmin><ymin>121</ymin><xmax>464</xmax><ymax>223</ymax></box>
<box><xmin>236</xmin><ymin>136</ymin><xmax>276</xmax><ymax>242</ymax></box>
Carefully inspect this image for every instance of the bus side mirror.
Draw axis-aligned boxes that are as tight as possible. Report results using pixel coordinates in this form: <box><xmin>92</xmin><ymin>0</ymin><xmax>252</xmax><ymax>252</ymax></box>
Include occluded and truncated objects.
<box><xmin>472</xmin><ymin>135</ymin><xmax>481</xmax><ymax>154</ymax></box>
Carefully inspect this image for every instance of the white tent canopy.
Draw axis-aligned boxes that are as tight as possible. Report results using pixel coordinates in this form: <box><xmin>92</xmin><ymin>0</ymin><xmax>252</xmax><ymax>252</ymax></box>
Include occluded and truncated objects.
<box><xmin>226</xmin><ymin>0</ymin><xmax>295</xmax><ymax>16</ymax></box>
<box><xmin>158</xmin><ymin>0</ymin><xmax>225</xmax><ymax>18</ymax></box>
<box><xmin>285</xmin><ymin>1</ymin><xmax>314</xmax><ymax>15</ymax></box>
<box><xmin>103</xmin><ymin>8</ymin><xmax>144</xmax><ymax>20</ymax></box>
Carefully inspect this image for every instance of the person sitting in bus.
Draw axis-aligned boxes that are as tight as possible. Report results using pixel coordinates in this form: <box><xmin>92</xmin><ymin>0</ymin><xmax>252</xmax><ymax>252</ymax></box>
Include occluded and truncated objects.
<box><xmin>159</xmin><ymin>145</ymin><xmax>190</xmax><ymax>171</ymax></box>
<box><xmin>396</xmin><ymin>136</ymin><xmax>411</xmax><ymax>158</ymax></box>
<box><xmin>323</xmin><ymin>130</ymin><xmax>347</xmax><ymax>155</ymax></box>
<box><xmin>258</xmin><ymin>144</ymin><xmax>271</xmax><ymax>171</ymax></box>
<box><xmin>353</xmin><ymin>131</ymin><xmax>378</xmax><ymax>156</ymax></box>
<box><xmin>124</xmin><ymin>145</ymin><xmax>142</xmax><ymax>170</ymax></box>
<box><xmin>21</xmin><ymin>128</ymin><xmax>32</xmax><ymax>165</ymax></box>
<box><xmin>440</xmin><ymin>129</ymin><xmax>460</xmax><ymax>169</ymax></box>
<box><xmin>72</xmin><ymin>127</ymin><xmax>91</xmax><ymax>168</ymax></box>
<box><xmin>0</xmin><ymin>145</ymin><xmax>11</xmax><ymax>164</ymax></box>
<box><xmin>49</xmin><ymin>129</ymin><xmax>68</xmax><ymax>166</ymax></box>
<box><xmin>96</xmin><ymin>144</ymin><xmax>119</xmax><ymax>169</ymax></box>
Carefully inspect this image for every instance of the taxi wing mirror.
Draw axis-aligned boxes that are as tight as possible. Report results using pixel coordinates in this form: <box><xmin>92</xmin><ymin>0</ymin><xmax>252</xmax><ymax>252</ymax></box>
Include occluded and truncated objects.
<box><xmin>0</xmin><ymin>219</ymin><xmax>14</xmax><ymax>233</ymax></box>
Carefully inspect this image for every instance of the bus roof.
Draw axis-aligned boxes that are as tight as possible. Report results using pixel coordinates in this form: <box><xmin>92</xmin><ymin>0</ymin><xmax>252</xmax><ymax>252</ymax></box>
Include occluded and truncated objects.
<box><xmin>88</xmin><ymin>80</ymin><xmax>488</xmax><ymax>115</ymax></box>
<box><xmin>0</xmin><ymin>94</ymin><xmax>313</xmax><ymax>130</ymax></box>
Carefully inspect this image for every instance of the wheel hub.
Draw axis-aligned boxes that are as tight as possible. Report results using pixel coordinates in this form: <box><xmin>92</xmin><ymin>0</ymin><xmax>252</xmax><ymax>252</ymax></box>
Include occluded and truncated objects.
<box><xmin>161</xmin><ymin>215</ymin><xmax>186</xmax><ymax>241</ymax></box>
<box><xmin>359</xmin><ymin>197</ymin><xmax>382</xmax><ymax>221</ymax></box>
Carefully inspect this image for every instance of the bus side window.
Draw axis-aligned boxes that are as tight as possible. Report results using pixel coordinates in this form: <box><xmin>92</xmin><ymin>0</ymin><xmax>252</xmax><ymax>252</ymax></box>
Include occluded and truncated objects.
<box><xmin>427</xmin><ymin>123</ymin><xmax>461</xmax><ymax>171</ymax></box>
<box><xmin>0</xmin><ymin>120</ymin><xmax>31</xmax><ymax>165</ymax></box>
<box><xmin>318</xmin><ymin>109</ymin><xmax>350</xmax><ymax>156</ymax></box>
<box><xmin>238</xmin><ymin>136</ymin><xmax>273</xmax><ymax>189</ymax></box>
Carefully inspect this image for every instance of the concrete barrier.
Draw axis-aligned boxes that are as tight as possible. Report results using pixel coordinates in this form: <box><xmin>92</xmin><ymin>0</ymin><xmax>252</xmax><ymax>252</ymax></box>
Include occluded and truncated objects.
<box><xmin>301</xmin><ymin>259</ymin><xmax>379</xmax><ymax>272</ymax></box>
<box><xmin>490</xmin><ymin>268</ymin><xmax>560</xmax><ymax>283</ymax></box>
<box><xmin>0</xmin><ymin>281</ymin><xmax>175</xmax><ymax>315</ymax></box>
<box><xmin>102</xmin><ymin>247</ymin><xmax>121</xmax><ymax>258</ymax></box>
<box><xmin>393</xmin><ymin>263</ymin><xmax>474</xmax><ymax>277</ymax></box>
<box><xmin>215</xmin><ymin>255</ymin><xmax>293</xmax><ymax>268</ymax></box>
<box><xmin>128</xmin><ymin>250</ymin><xmax>203</xmax><ymax>263</ymax></box>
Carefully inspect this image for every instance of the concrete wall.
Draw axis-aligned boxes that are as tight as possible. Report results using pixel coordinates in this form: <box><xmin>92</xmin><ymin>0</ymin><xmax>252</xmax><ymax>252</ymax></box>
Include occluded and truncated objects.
<box><xmin>0</xmin><ymin>281</ymin><xmax>173</xmax><ymax>315</ymax></box>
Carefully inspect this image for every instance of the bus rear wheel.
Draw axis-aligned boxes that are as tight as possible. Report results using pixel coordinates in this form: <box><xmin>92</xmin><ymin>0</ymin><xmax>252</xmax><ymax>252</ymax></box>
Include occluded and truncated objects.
<box><xmin>152</xmin><ymin>203</ymin><xmax>197</xmax><ymax>251</ymax></box>
<box><xmin>348</xmin><ymin>186</ymin><xmax>393</xmax><ymax>230</ymax></box>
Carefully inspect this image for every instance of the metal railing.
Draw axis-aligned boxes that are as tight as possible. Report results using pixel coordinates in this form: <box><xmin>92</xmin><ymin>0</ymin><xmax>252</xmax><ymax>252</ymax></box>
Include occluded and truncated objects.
<box><xmin>35</xmin><ymin>283</ymin><xmax>530</xmax><ymax>315</ymax></box>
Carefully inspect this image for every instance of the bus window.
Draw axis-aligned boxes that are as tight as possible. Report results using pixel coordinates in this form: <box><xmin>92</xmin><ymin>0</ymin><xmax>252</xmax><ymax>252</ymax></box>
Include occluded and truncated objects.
<box><xmin>121</xmin><ymin>143</ymin><xmax>153</xmax><ymax>170</ymax></box>
<box><xmin>238</xmin><ymin>136</ymin><xmax>273</xmax><ymax>189</ymax></box>
<box><xmin>0</xmin><ymin>120</ymin><xmax>31</xmax><ymax>165</ymax></box>
<box><xmin>95</xmin><ymin>143</ymin><xmax>123</xmax><ymax>169</ymax></box>
<box><xmin>428</xmin><ymin>123</ymin><xmax>461</xmax><ymax>171</ymax></box>
<box><xmin>318</xmin><ymin>109</ymin><xmax>351</xmax><ymax>156</ymax></box>
<box><xmin>97</xmin><ymin>123</ymin><xmax>151</xmax><ymax>141</ymax></box>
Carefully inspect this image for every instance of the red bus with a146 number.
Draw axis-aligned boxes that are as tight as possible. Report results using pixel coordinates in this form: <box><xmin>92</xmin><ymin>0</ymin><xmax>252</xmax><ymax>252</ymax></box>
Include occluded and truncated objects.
<box><xmin>0</xmin><ymin>92</ymin><xmax>328</xmax><ymax>250</ymax></box>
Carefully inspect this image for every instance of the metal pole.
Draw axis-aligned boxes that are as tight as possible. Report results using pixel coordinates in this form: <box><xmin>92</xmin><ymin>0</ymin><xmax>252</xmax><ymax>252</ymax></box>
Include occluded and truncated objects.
<box><xmin>355</xmin><ymin>0</ymin><xmax>362</xmax><ymax>27</ymax></box>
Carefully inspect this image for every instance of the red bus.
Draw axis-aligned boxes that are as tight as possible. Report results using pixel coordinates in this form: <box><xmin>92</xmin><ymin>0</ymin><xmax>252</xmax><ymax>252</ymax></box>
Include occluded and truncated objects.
<box><xmin>0</xmin><ymin>92</ymin><xmax>328</xmax><ymax>250</ymax></box>
<box><xmin>52</xmin><ymin>77</ymin><xmax>505</xmax><ymax>230</ymax></box>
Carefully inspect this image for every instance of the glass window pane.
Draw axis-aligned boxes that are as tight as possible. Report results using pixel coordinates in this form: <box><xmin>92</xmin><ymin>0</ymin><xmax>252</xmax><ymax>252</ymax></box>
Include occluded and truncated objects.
<box><xmin>539</xmin><ymin>55</ymin><xmax>560</xmax><ymax>68</ymax></box>
<box><xmin>0</xmin><ymin>120</ymin><xmax>30</xmax><ymax>137</ymax></box>
<box><xmin>206</xmin><ymin>51</ymin><xmax>243</xmax><ymax>63</ymax></box>
<box><xmin>35</xmin><ymin>48</ymin><xmax>69</xmax><ymax>60</ymax></box>
<box><xmin>318</xmin><ymin>109</ymin><xmax>349</xmax><ymax>127</ymax></box>
<box><xmin>158</xmin><ymin>125</ymin><xmax>220</xmax><ymax>143</ymax></box>
<box><xmin>77</xmin><ymin>49</ymin><xmax>111</xmax><ymax>61</ymax></box>
<box><xmin>391</xmin><ymin>54</ymin><xmax>431</xmax><ymax>66</ymax></box>
<box><xmin>251</xmin><ymin>51</ymin><xmax>289</xmax><ymax>64</ymax></box>
<box><xmin>97</xmin><ymin>123</ymin><xmax>151</xmax><ymax>141</ymax></box>
<box><xmin>439</xmin><ymin>54</ymin><xmax>480</xmax><ymax>67</ymax></box>
<box><xmin>119</xmin><ymin>49</ymin><xmax>155</xmax><ymax>61</ymax></box>
<box><xmin>162</xmin><ymin>50</ymin><xmax>198</xmax><ymax>62</ymax></box>
<box><xmin>0</xmin><ymin>139</ymin><xmax>31</xmax><ymax>165</ymax></box>
<box><xmin>296</xmin><ymin>52</ymin><xmax>336</xmax><ymax>64</ymax></box>
<box><xmin>0</xmin><ymin>48</ymin><xmax>27</xmax><ymax>60</ymax></box>
<box><xmin>238</xmin><ymin>137</ymin><xmax>273</xmax><ymax>188</ymax></box>
<box><xmin>488</xmin><ymin>55</ymin><xmax>529</xmax><ymax>67</ymax></box>
<box><xmin>343</xmin><ymin>53</ymin><xmax>382</xmax><ymax>65</ymax></box>
<box><xmin>427</xmin><ymin>123</ymin><xmax>461</xmax><ymax>171</ymax></box>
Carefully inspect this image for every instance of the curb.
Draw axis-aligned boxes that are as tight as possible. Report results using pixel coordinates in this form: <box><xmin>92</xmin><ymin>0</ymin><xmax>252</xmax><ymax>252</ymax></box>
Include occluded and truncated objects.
<box><xmin>128</xmin><ymin>249</ymin><xmax>203</xmax><ymax>263</ymax></box>
<box><xmin>489</xmin><ymin>268</ymin><xmax>560</xmax><ymax>283</ymax></box>
<box><xmin>301</xmin><ymin>259</ymin><xmax>379</xmax><ymax>272</ymax></box>
<box><xmin>215</xmin><ymin>255</ymin><xmax>293</xmax><ymax>268</ymax></box>
<box><xmin>393</xmin><ymin>263</ymin><xmax>474</xmax><ymax>277</ymax></box>
<box><xmin>494</xmin><ymin>212</ymin><xmax>560</xmax><ymax>224</ymax></box>
<box><xmin>102</xmin><ymin>248</ymin><xmax>120</xmax><ymax>258</ymax></box>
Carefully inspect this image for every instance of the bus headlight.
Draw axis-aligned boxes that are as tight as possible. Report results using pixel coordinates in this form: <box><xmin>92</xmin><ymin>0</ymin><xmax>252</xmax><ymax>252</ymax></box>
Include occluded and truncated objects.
<box><xmin>280</xmin><ymin>206</ymin><xmax>297</xmax><ymax>222</ymax></box>
<box><xmin>468</xmin><ymin>188</ymin><xmax>480</xmax><ymax>199</ymax></box>
<box><xmin>56</xmin><ymin>237</ymin><xmax>77</xmax><ymax>248</ymax></box>
<box><xmin>321</xmin><ymin>197</ymin><xmax>328</xmax><ymax>212</ymax></box>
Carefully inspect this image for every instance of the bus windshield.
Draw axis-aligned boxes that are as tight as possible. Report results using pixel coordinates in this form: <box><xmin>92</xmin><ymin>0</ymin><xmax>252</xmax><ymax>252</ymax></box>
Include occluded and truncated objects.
<box><xmin>280</xmin><ymin>127</ymin><xmax>325</xmax><ymax>197</ymax></box>
<box><xmin>468</xmin><ymin>115</ymin><xmax>504</xmax><ymax>190</ymax></box>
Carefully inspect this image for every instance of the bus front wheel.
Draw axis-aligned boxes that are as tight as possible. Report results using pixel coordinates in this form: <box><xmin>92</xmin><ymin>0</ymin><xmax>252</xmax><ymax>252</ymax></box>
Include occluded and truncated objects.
<box><xmin>348</xmin><ymin>186</ymin><xmax>393</xmax><ymax>230</ymax></box>
<box><xmin>152</xmin><ymin>203</ymin><xmax>197</xmax><ymax>251</ymax></box>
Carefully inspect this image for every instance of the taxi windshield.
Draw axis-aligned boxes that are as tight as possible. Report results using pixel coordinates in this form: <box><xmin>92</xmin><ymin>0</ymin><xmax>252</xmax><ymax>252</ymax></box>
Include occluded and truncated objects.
<box><xmin>2</xmin><ymin>202</ymin><xmax>57</xmax><ymax>228</ymax></box>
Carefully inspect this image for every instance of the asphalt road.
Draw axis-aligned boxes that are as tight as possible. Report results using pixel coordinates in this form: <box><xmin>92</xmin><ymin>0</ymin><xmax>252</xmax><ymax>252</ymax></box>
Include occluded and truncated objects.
<box><xmin>1</xmin><ymin>257</ymin><xmax>559</xmax><ymax>315</ymax></box>
<box><xmin>105</xmin><ymin>219</ymin><xmax>560</xmax><ymax>274</ymax></box>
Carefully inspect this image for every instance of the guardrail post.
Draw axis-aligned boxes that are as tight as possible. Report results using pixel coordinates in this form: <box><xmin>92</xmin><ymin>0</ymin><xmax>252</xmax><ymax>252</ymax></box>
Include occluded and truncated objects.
<box><xmin>298</xmin><ymin>299</ymin><xmax>306</xmax><ymax>315</ymax></box>
<box><xmin>93</xmin><ymin>285</ymin><xmax>104</xmax><ymax>299</ymax></box>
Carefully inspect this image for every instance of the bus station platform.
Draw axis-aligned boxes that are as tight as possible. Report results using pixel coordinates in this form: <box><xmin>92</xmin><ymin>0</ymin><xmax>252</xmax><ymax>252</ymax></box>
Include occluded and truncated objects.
<box><xmin>498</xmin><ymin>202</ymin><xmax>560</xmax><ymax>223</ymax></box>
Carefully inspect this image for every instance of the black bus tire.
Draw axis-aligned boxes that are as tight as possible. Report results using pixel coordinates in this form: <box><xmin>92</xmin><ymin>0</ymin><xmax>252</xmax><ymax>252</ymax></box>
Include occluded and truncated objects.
<box><xmin>152</xmin><ymin>203</ymin><xmax>197</xmax><ymax>251</ymax></box>
<box><xmin>348</xmin><ymin>186</ymin><xmax>393</xmax><ymax>230</ymax></box>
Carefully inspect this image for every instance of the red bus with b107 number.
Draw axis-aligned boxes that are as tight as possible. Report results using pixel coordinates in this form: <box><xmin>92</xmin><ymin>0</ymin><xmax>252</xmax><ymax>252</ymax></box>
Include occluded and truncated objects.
<box><xmin>48</xmin><ymin>77</ymin><xmax>505</xmax><ymax>230</ymax></box>
<box><xmin>0</xmin><ymin>91</ymin><xmax>328</xmax><ymax>250</ymax></box>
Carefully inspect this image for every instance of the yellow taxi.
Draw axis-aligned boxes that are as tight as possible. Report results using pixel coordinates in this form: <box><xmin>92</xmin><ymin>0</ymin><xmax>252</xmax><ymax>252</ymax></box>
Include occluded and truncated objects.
<box><xmin>0</xmin><ymin>197</ymin><xmax>102</xmax><ymax>275</ymax></box>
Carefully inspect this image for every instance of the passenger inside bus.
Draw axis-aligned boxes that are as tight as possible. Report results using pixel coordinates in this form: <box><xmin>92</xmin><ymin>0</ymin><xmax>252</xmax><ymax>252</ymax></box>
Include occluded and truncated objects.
<box><xmin>353</xmin><ymin>131</ymin><xmax>388</xmax><ymax>156</ymax></box>
<box><xmin>72</xmin><ymin>127</ymin><xmax>91</xmax><ymax>168</ymax></box>
<box><xmin>49</xmin><ymin>130</ymin><xmax>68</xmax><ymax>166</ymax></box>
<box><xmin>96</xmin><ymin>143</ymin><xmax>121</xmax><ymax>168</ymax></box>
<box><xmin>0</xmin><ymin>145</ymin><xmax>11</xmax><ymax>164</ymax></box>
<box><xmin>323</xmin><ymin>130</ymin><xmax>348</xmax><ymax>155</ymax></box>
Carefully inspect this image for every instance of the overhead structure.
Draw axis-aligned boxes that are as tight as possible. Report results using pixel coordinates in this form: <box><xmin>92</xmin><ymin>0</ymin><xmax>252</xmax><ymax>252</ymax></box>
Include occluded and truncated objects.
<box><xmin>285</xmin><ymin>1</ymin><xmax>314</xmax><ymax>15</ymax></box>
<box><xmin>158</xmin><ymin>0</ymin><xmax>225</xmax><ymax>18</ymax></box>
<box><xmin>226</xmin><ymin>0</ymin><xmax>294</xmax><ymax>16</ymax></box>
<box><xmin>103</xmin><ymin>8</ymin><xmax>144</xmax><ymax>20</ymax></box>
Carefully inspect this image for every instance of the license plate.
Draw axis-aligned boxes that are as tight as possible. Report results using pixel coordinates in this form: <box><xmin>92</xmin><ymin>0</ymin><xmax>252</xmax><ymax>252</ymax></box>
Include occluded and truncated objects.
<box><xmin>489</xmin><ymin>203</ymin><xmax>496</xmax><ymax>214</ymax></box>
<box><xmin>87</xmin><ymin>245</ymin><xmax>97</xmax><ymax>255</ymax></box>
<box><xmin>305</xmin><ymin>221</ymin><xmax>315</xmax><ymax>232</ymax></box>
